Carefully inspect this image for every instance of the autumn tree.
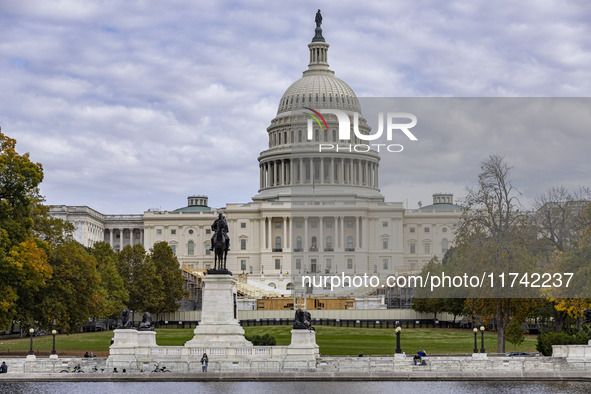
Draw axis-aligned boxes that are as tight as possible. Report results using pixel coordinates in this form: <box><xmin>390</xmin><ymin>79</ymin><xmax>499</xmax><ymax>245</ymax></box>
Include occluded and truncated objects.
<box><xmin>0</xmin><ymin>129</ymin><xmax>52</xmax><ymax>329</ymax></box>
<box><xmin>455</xmin><ymin>155</ymin><xmax>541</xmax><ymax>353</ymax></box>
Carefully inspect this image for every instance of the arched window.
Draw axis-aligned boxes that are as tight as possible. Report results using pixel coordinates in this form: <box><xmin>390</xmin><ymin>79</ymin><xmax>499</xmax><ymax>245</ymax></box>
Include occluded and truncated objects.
<box><xmin>275</xmin><ymin>236</ymin><xmax>282</xmax><ymax>250</ymax></box>
<box><xmin>286</xmin><ymin>282</ymin><xmax>295</xmax><ymax>290</ymax></box>
<box><xmin>268</xmin><ymin>283</ymin><xmax>276</xmax><ymax>289</ymax></box>
<box><xmin>326</xmin><ymin>236</ymin><xmax>333</xmax><ymax>249</ymax></box>
<box><xmin>187</xmin><ymin>240</ymin><xmax>194</xmax><ymax>255</ymax></box>
<box><xmin>442</xmin><ymin>239</ymin><xmax>449</xmax><ymax>254</ymax></box>
<box><xmin>311</xmin><ymin>236</ymin><xmax>317</xmax><ymax>251</ymax></box>
<box><xmin>347</xmin><ymin>236</ymin><xmax>353</xmax><ymax>249</ymax></box>
<box><xmin>298</xmin><ymin>130</ymin><xmax>302</xmax><ymax>142</ymax></box>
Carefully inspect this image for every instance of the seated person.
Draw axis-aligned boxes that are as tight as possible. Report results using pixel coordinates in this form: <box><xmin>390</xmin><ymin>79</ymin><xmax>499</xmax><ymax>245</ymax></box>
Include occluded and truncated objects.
<box><xmin>413</xmin><ymin>352</ymin><xmax>421</xmax><ymax>365</ymax></box>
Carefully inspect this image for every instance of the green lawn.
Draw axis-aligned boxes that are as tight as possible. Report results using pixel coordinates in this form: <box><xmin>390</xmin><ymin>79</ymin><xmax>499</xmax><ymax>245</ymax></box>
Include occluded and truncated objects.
<box><xmin>0</xmin><ymin>327</ymin><xmax>537</xmax><ymax>356</ymax></box>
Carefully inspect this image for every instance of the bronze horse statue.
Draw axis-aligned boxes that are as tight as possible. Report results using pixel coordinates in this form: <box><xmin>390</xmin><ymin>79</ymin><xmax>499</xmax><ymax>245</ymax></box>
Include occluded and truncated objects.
<box><xmin>213</xmin><ymin>225</ymin><xmax>228</xmax><ymax>271</ymax></box>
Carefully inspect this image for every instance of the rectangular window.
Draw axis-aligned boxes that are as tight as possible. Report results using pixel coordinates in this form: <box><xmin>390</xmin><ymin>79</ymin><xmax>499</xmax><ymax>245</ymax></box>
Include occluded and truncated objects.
<box><xmin>171</xmin><ymin>229</ymin><xmax>176</xmax><ymax>235</ymax></box>
<box><xmin>410</xmin><ymin>261</ymin><xmax>417</xmax><ymax>271</ymax></box>
<box><xmin>424</xmin><ymin>242</ymin><xmax>430</xmax><ymax>254</ymax></box>
<box><xmin>206</xmin><ymin>229</ymin><xmax>211</xmax><ymax>234</ymax></box>
<box><xmin>311</xmin><ymin>221</ymin><xmax>317</xmax><ymax>228</ymax></box>
<box><xmin>326</xmin><ymin>221</ymin><xmax>332</xmax><ymax>228</ymax></box>
<box><xmin>347</xmin><ymin>258</ymin><xmax>353</xmax><ymax>269</ymax></box>
<box><xmin>424</xmin><ymin>227</ymin><xmax>430</xmax><ymax>233</ymax></box>
<box><xmin>410</xmin><ymin>227</ymin><xmax>415</xmax><ymax>233</ymax></box>
<box><xmin>241</xmin><ymin>260</ymin><xmax>247</xmax><ymax>271</ymax></box>
<box><xmin>275</xmin><ymin>222</ymin><xmax>281</xmax><ymax>228</ymax></box>
<box><xmin>382</xmin><ymin>238</ymin><xmax>388</xmax><ymax>249</ymax></box>
<box><xmin>310</xmin><ymin>259</ymin><xmax>317</xmax><ymax>273</ymax></box>
<box><xmin>136</xmin><ymin>233</ymin><xmax>141</xmax><ymax>239</ymax></box>
<box><xmin>296</xmin><ymin>259</ymin><xmax>301</xmax><ymax>270</ymax></box>
<box><xmin>156</xmin><ymin>229</ymin><xmax>162</xmax><ymax>235</ymax></box>
<box><xmin>326</xmin><ymin>258</ymin><xmax>332</xmax><ymax>269</ymax></box>
<box><xmin>383</xmin><ymin>221</ymin><xmax>388</xmax><ymax>227</ymax></box>
<box><xmin>296</xmin><ymin>222</ymin><xmax>303</xmax><ymax>228</ymax></box>
<box><xmin>275</xmin><ymin>259</ymin><xmax>281</xmax><ymax>270</ymax></box>
<box><xmin>170</xmin><ymin>245</ymin><xmax>176</xmax><ymax>255</ymax></box>
<box><xmin>240</xmin><ymin>239</ymin><xmax>247</xmax><ymax>250</ymax></box>
<box><xmin>241</xmin><ymin>222</ymin><xmax>246</xmax><ymax>228</ymax></box>
<box><xmin>383</xmin><ymin>259</ymin><xmax>388</xmax><ymax>270</ymax></box>
<box><xmin>410</xmin><ymin>243</ymin><xmax>416</xmax><ymax>254</ymax></box>
<box><xmin>346</xmin><ymin>221</ymin><xmax>353</xmax><ymax>227</ymax></box>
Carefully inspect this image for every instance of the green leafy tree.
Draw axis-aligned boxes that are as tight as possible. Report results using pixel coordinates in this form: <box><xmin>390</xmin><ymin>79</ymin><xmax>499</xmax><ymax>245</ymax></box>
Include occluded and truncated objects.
<box><xmin>117</xmin><ymin>244</ymin><xmax>164</xmax><ymax>315</ymax></box>
<box><xmin>37</xmin><ymin>241</ymin><xmax>103</xmax><ymax>332</ymax></box>
<box><xmin>90</xmin><ymin>242</ymin><xmax>128</xmax><ymax>318</ymax></box>
<box><xmin>149</xmin><ymin>241</ymin><xmax>188</xmax><ymax>314</ymax></box>
<box><xmin>505</xmin><ymin>319</ymin><xmax>525</xmax><ymax>349</ymax></box>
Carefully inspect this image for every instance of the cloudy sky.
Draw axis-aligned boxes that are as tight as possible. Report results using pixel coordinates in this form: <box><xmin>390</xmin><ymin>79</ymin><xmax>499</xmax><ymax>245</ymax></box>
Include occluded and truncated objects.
<box><xmin>1</xmin><ymin>1</ymin><xmax>589</xmax><ymax>213</ymax></box>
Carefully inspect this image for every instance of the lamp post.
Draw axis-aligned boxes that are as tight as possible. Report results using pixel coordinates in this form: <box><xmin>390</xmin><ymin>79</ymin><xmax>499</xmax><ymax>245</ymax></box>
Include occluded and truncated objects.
<box><xmin>51</xmin><ymin>330</ymin><xmax>57</xmax><ymax>355</ymax></box>
<box><xmin>28</xmin><ymin>328</ymin><xmax>35</xmax><ymax>355</ymax></box>
<box><xmin>480</xmin><ymin>326</ymin><xmax>486</xmax><ymax>353</ymax></box>
<box><xmin>473</xmin><ymin>327</ymin><xmax>478</xmax><ymax>353</ymax></box>
<box><xmin>395</xmin><ymin>326</ymin><xmax>402</xmax><ymax>354</ymax></box>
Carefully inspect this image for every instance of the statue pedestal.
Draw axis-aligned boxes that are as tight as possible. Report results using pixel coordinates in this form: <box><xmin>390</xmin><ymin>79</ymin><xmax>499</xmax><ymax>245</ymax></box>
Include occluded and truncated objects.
<box><xmin>286</xmin><ymin>329</ymin><xmax>319</xmax><ymax>360</ymax></box>
<box><xmin>185</xmin><ymin>274</ymin><xmax>252</xmax><ymax>348</ymax></box>
<box><xmin>108</xmin><ymin>329</ymin><xmax>139</xmax><ymax>364</ymax></box>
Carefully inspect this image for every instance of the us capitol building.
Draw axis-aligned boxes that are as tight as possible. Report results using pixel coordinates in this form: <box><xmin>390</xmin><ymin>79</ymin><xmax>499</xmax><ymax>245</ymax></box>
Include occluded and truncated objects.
<box><xmin>51</xmin><ymin>16</ymin><xmax>462</xmax><ymax>307</ymax></box>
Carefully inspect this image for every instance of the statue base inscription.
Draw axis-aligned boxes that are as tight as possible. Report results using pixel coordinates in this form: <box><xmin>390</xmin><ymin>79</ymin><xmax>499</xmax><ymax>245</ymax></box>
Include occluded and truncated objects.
<box><xmin>185</xmin><ymin>274</ymin><xmax>252</xmax><ymax>348</ymax></box>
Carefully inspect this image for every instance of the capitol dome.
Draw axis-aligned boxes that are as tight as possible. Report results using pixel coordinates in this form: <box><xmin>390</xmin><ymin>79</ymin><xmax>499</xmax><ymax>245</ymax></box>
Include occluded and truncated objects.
<box><xmin>253</xmin><ymin>11</ymin><xmax>383</xmax><ymax>203</ymax></box>
<box><xmin>277</xmin><ymin>74</ymin><xmax>361</xmax><ymax>114</ymax></box>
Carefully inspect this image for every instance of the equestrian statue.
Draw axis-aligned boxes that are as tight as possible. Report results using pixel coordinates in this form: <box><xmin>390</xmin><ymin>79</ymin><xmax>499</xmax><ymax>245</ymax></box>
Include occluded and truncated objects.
<box><xmin>210</xmin><ymin>213</ymin><xmax>231</xmax><ymax>273</ymax></box>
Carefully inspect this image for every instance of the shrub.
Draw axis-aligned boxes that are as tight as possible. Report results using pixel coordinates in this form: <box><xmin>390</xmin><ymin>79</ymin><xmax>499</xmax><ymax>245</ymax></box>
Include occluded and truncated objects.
<box><xmin>245</xmin><ymin>333</ymin><xmax>276</xmax><ymax>346</ymax></box>
<box><xmin>536</xmin><ymin>330</ymin><xmax>590</xmax><ymax>356</ymax></box>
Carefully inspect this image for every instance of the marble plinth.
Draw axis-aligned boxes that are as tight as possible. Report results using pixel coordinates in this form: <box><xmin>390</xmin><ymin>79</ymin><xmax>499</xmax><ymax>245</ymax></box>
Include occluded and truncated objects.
<box><xmin>185</xmin><ymin>274</ymin><xmax>252</xmax><ymax>348</ymax></box>
<box><xmin>286</xmin><ymin>329</ymin><xmax>319</xmax><ymax>360</ymax></box>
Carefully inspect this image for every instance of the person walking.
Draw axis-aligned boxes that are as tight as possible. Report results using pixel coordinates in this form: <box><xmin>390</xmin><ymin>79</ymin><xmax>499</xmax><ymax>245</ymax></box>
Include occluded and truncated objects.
<box><xmin>201</xmin><ymin>353</ymin><xmax>209</xmax><ymax>372</ymax></box>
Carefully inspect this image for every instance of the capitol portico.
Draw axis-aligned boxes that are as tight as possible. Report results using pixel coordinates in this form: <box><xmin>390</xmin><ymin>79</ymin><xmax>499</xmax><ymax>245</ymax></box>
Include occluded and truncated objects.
<box><xmin>50</xmin><ymin>15</ymin><xmax>462</xmax><ymax>306</ymax></box>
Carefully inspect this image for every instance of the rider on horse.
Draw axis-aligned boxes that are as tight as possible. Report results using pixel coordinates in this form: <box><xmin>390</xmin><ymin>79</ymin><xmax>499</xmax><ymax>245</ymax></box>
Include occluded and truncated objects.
<box><xmin>211</xmin><ymin>213</ymin><xmax>230</xmax><ymax>251</ymax></box>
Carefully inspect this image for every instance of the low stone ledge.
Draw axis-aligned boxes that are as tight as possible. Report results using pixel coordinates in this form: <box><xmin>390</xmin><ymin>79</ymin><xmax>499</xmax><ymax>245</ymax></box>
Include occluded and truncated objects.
<box><xmin>2</xmin><ymin>370</ymin><xmax>591</xmax><ymax>382</ymax></box>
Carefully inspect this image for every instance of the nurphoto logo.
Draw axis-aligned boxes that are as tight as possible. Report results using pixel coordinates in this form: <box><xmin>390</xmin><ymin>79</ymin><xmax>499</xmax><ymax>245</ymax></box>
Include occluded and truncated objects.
<box><xmin>302</xmin><ymin>107</ymin><xmax>418</xmax><ymax>153</ymax></box>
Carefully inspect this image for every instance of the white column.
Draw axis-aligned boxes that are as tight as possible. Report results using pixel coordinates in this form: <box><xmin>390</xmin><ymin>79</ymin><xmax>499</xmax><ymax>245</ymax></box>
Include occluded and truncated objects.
<box><xmin>109</xmin><ymin>229</ymin><xmax>113</xmax><ymax>247</ymax></box>
<box><xmin>335</xmin><ymin>216</ymin><xmax>340</xmax><ymax>249</ymax></box>
<box><xmin>282</xmin><ymin>217</ymin><xmax>287</xmax><ymax>250</ymax></box>
<box><xmin>129</xmin><ymin>229</ymin><xmax>134</xmax><ymax>246</ymax></box>
<box><xmin>353</xmin><ymin>218</ymin><xmax>357</xmax><ymax>250</ymax></box>
<box><xmin>289</xmin><ymin>217</ymin><xmax>293</xmax><ymax>249</ymax></box>
<box><xmin>358</xmin><ymin>217</ymin><xmax>362</xmax><ymax>249</ymax></box>
<box><xmin>340</xmin><ymin>159</ymin><xmax>345</xmax><ymax>184</ymax></box>
<box><xmin>329</xmin><ymin>158</ymin><xmax>334</xmax><ymax>184</ymax></box>
<box><xmin>320</xmin><ymin>158</ymin><xmax>324</xmax><ymax>184</ymax></box>
<box><xmin>319</xmin><ymin>216</ymin><xmax>324</xmax><ymax>251</ymax></box>
<box><xmin>119</xmin><ymin>228</ymin><xmax>124</xmax><ymax>249</ymax></box>
<box><xmin>304</xmin><ymin>217</ymin><xmax>308</xmax><ymax>250</ymax></box>
<box><xmin>375</xmin><ymin>164</ymin><xmax>379</xmax><ymax>187</ymax></box>
<box><xmin>299</xmin><ymin>159</ymin><xmax>303</xmax><ymax>184</ymax></box>
<box><xmin>260</xmin><ymin>217</ymin><xmax>265</xmax><ymax>249</ymax></box>
<box><xmin>267</xmin><ymin>217</ymin><xmax>272</xmax><ymax>250</ymax></box>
